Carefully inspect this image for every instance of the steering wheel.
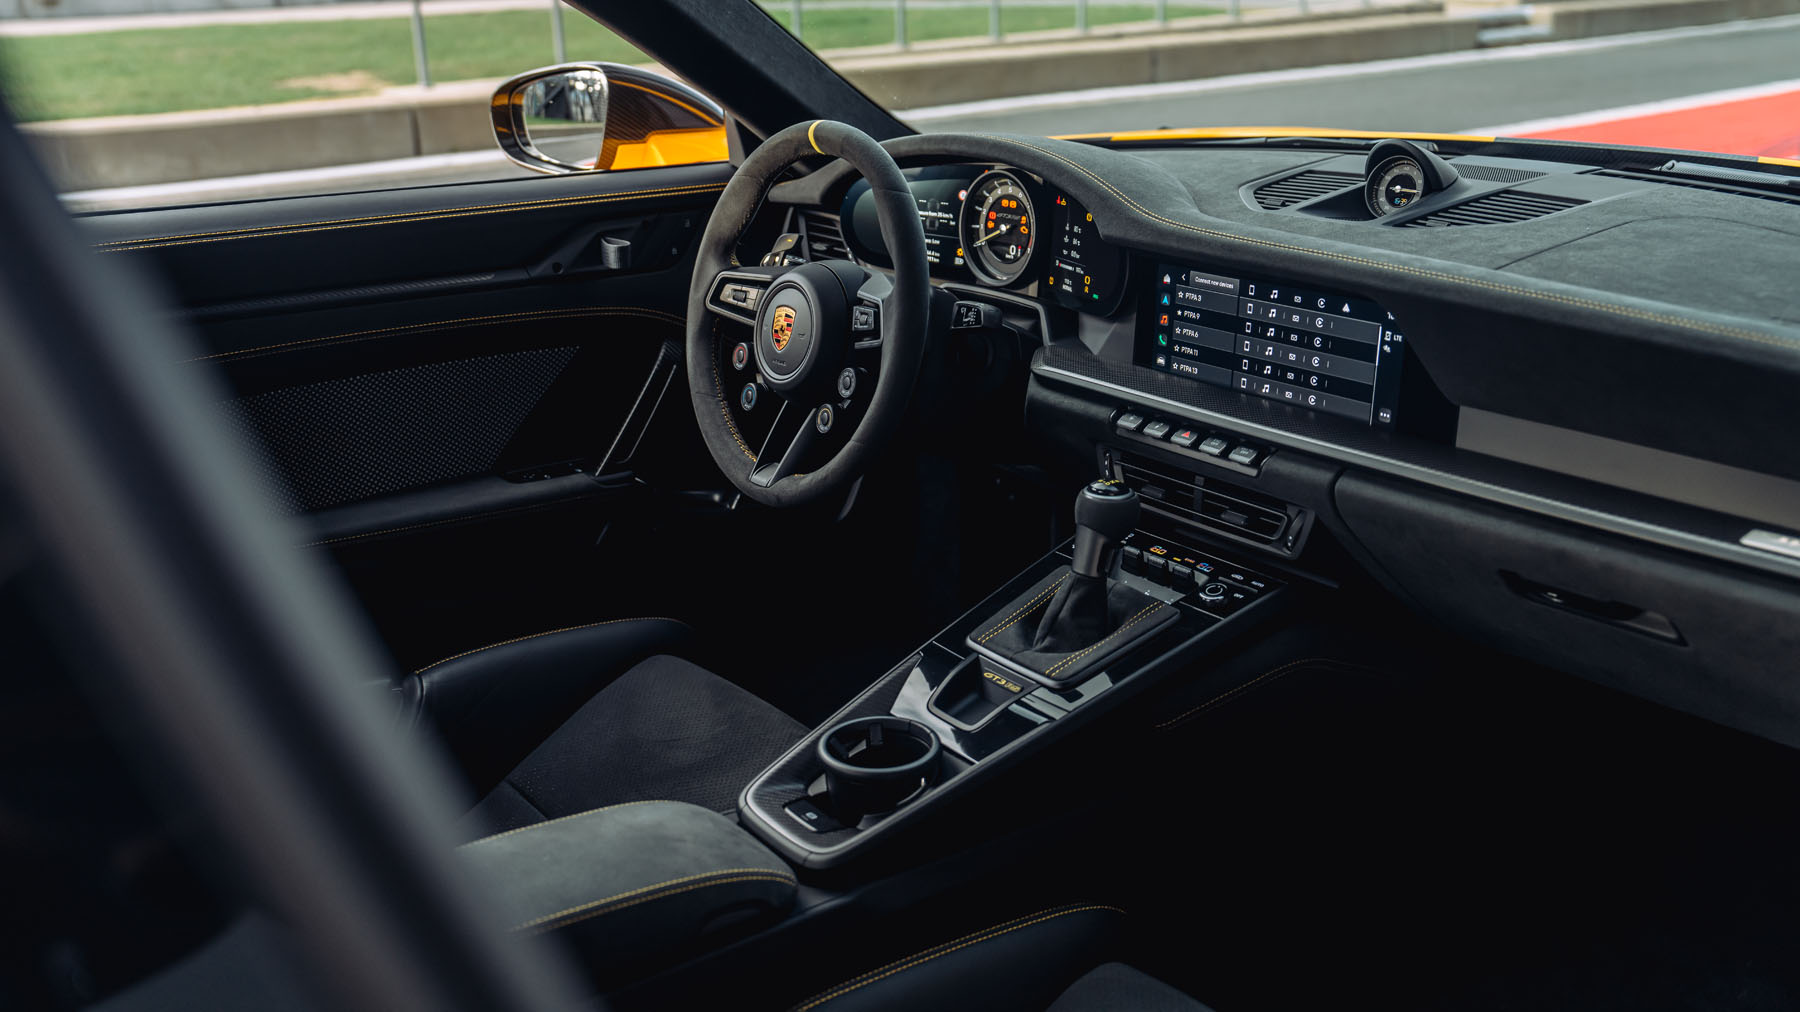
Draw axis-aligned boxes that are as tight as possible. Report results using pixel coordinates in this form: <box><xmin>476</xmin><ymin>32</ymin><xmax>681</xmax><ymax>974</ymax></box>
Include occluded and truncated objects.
<box><xmin>685</xmin><ymin>120</ymin><xmax>930</xmax><ymax>507</ymax></box>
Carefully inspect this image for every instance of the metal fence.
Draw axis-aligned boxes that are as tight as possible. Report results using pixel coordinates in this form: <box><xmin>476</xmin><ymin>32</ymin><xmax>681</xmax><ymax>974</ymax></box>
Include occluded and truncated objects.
<box><xmin>770</xmin><ymin>0</ymin><xmax>1377</xmax><ymax>48</ymax></box>
<box><xmin>395</xmin><ymin>0</ymin><xmax>1373</xmax><ymax>91</ymax></box>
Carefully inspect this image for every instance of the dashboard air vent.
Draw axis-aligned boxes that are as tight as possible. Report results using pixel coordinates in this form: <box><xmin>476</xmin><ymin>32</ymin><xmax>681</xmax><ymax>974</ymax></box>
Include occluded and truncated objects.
<box><xmin>1252</xmin><ymin>170</ymin><xmax>1360</xmax><ymax>209</ymax></box>
<box><xmin>1402</xmin><ymin>190</ymin><xmax>1586</xmax><ymax>227</ymax></box>
<box><xmin>1591</xmin><ymin>169</ymin><xmax>1800</xmax><ymax>206</ymax></box>
<box><xmin>1453</xmin><ymin>164</ymin><xmax>1545</xmax><ymax>184</ymax></box>
<box><xmin>1116</xmin><ymin>451</ymin><xmax>1293</xmax><ymax>546</ymax></box>
<box><xmin>799</xmin><ymin>210</ymin><xmax>851</xmax><ymax>260</ymax></box>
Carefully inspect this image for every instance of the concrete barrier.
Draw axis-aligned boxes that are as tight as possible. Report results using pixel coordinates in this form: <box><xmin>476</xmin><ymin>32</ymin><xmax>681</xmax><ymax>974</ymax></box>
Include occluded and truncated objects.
<box><xmin>834</xmin><ymin>8</ymin><xmax>1479</xmax><ymax>108</ymax></box>
<box><xmin>23</xmin><ymin>0</ymin><xmax>1800</xmax><ymax>190</ymax></box>
<box><xmin>25</xmin><ymin>79</ymin><xmax>493</xmax><ymax>190</ymax></box>
<box><xmin>1534</xmin><ymin>0</ymin><xmax>1799</xmax><ymax>35</ymax></box>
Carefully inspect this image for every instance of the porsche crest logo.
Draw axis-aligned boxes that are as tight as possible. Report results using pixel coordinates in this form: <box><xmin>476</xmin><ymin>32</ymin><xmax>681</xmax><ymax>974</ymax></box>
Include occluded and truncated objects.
<box><xmin>771</xmin><ymin>306</ymin><xmax>795</xmax><ymax>353</ymax></box>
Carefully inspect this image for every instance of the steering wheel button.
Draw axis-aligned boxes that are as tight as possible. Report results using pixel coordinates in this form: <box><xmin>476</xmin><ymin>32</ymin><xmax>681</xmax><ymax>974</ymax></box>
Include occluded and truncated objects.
<box><xmin>836</xmin><ymin>368</ymin><xmax>857</xmax><ymax>399</ymax></box>
<box><xmin>851</xmin><ymin>305</ymin><xmax>877</xmax><ymax>332</ymax></box>
<box><xmin>731</xmin><ymin>342</ymin><xmax>750</xmax><ymax>370</ymax></box>
<box><xmin>815</xmin><ymin>404</ymin><xmax>834</xmax><ymax>434</ymax></box>
<box><xmin>739</xmin><ymin>384</ymin><xmax>758</xmax><ymax>410</ymax></box>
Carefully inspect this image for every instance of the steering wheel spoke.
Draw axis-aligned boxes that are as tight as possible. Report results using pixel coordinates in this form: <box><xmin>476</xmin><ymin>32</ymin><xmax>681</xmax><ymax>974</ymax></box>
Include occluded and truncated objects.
<box><xmin>704</xmin><ymin>265</ymin><xmax>786</xmax><ymax>327</ymax></box>
<box><xmin>749</xmin><ymin>397</ymin><xmax>823</xmax><ymax>488</ymax></box>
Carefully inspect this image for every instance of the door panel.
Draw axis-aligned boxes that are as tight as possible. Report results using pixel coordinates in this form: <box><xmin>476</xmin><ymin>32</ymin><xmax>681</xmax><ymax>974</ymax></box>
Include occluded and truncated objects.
<box><xmin>79</xmin><ymin>163</ymin><xmax>735</xmax><ymax>667</ymax></box>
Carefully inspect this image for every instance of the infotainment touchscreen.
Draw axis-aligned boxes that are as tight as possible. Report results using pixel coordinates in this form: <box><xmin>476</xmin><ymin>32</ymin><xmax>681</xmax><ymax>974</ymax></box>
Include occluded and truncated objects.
<box><xmin>1139</xmin><ymin>262</ymin><xmax>1406</xmax><ymax>427</ymax></box>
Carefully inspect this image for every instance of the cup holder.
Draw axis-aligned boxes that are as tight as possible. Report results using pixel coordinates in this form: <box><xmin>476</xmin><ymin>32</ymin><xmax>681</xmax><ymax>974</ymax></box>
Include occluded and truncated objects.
<box><xmin>816</xmin><ymin>716</ymin><xmax>941</xmax><ymax>820</ymax></box>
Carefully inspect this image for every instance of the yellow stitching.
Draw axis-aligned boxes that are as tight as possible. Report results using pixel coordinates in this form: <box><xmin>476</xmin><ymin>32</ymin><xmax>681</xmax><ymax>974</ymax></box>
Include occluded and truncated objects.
<box><xmin>710</xmin><ymin>317</ymin><xmax>757</xmax><ymax>462</ymax></box>
<box><xmin>96</xmin><ymin>181</ymin><xmax>726</xmax><ymax>251</ymax></box>
<box><xmin>1153</xmin><ymin>658</ymin><xmax>1366</xmax><ymax>730</ymax></box>
<box><xmin>414</xmin><ymin>617</ymin><xmax>686</xmax><ymax>674</ymax></box>
<box><xmin>458</xmin><ymin>800</ymin><xmax>675</xmax><ymax>847</ymax></box>
<box><xmin>808</xmin><ymin>120</ymin><xmax>825</xmax><ymax>154</ymax></box>
<box><xmin>97</xmin><ymin>181</ymin><xmax>719</xmax><ymax>245</ymax></box>
<box><xmin>793</xmin><ymin>904</ymin><xmax>1126</xmax><ymax>1011</ymax></box>
<box><xmin>513</xmin><ymin>869</ymin><xmax>795</xmax><ymax>933</ymax></box>
<box><xmin>975</xmin><ymin>572</ymin><xmax>1069</xmax><ymax>643</ymax></box>
<box><xmin>983</xmin><ymin>134</ymin><xmax>1800</xmax><ymax>352</ymax></box>
<box><xmin>303</xmin><ymin>501</ymin><xmax>556</xmax><ymax>547</ymax></box>
<box><xmin>192</xmin><ymin>306</ymin><xmax>683</xmax><ymax>363</ymax></box>
<box><xmin>1044</xmin><ymin>601</ymin><xmax>1163</xmax><ymax>677</ymax></box>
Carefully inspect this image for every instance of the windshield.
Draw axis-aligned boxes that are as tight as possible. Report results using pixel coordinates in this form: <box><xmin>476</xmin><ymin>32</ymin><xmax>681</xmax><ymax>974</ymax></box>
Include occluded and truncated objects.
<box><xmin>774</xmin><ymin>3</ymin><xmax>1800</xmax><ymax>162</ymax></box>
<box><xmin>4</xmin><ymin>0</ymin><xmax>1794</xmax><ymax>211</ymax></box>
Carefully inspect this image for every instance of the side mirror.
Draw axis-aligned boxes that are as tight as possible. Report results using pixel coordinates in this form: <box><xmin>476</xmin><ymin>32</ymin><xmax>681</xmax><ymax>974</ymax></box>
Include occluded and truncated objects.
<box><xmin>490</xmin><ymin>62</ymin><xmax>729</xmax><ymax>175</ymax></box>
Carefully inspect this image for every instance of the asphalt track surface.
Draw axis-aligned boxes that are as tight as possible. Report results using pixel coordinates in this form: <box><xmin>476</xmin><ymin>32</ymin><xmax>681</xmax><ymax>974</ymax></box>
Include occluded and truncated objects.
<box><xmin>908</xmin><ymin>16</ymin><xmax>1800</xmax><ymax>156</ymax></box>
<box><xmin>58</xmin><ymin>16</ymin><xmax>1800</xmax><ymax>209</ymax></box>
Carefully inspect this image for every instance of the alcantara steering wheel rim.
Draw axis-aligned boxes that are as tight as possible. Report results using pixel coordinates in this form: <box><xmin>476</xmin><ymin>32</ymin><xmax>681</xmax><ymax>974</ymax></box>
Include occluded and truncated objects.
<box><xmin>684</xmin><ymin>119</ymin><xmax>931</xmax><ymax>508</ymax></box>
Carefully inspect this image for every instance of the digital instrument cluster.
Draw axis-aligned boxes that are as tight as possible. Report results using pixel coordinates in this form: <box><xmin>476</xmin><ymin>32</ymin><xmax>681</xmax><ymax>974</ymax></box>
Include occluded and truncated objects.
<box><xmin>1138</xmin><ymin>262</ymin><xmax>1407</xmax><ymax>427</ymax></box>
<box><xmin>838</xmin><ymin>165</ymin><xmax>1127</xmax><ymax>314</ymax></box>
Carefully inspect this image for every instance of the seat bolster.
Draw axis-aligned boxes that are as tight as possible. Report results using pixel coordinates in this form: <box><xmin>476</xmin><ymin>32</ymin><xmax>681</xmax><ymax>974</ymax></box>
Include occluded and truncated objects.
<box><xmin>1048</xmin><ymin>962</ymin><xmax>1216</xmax><ymax>1012</ymax></box>
<box><xmin>460</xmin><ymin>800</ymin><xmax>795</xmax><ymax>964</ymax></box>
<box><xmin>790</xmin><ymin>904</ymin><xmax>1125</xmax><ymax>1012</ymax></box>
<box><xmin>399</xmin><ymin>618</ymin><xmax>692</xmax><ymax>791</ymax></box>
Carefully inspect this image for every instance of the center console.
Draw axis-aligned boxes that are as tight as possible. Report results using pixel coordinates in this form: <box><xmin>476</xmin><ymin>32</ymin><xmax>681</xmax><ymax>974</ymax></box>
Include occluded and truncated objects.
<box><xmin>737</xmin><ymin>482</ymin><xmax>1286</xmax><ymax>869</ymax></box>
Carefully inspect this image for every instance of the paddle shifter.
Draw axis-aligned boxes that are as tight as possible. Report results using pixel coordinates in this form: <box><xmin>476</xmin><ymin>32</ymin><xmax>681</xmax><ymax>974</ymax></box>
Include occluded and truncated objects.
<box><xmin>1069</xmin><ymin>479</ymin><xmax>1140</xmax><ymax>578</ymax></box>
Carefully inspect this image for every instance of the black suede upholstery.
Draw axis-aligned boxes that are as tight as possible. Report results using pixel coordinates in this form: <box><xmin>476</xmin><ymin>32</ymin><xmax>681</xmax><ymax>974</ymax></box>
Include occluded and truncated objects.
<box><xmin>790</xmin><ymin>904</ymin><xmax>1126</xmax><ymax>1011</ymax></box>
<box><xmin>968</xmin><ymin>566</ymin><xmax>1177</xmax><ymax>683</ymax></box>
<box><xmin>462</xmin><ymin>655</ymin><xmax>808</xmax><ymax>837</ymax></box>
<box><xmin>459</xmin><ymin>801</ymin><xmax>795</xmax><ymax>959</ymax></box>
<box><xmin>401</xmin><ymin>618</ymin><xmax>693</xmax><ymax>795</ymax></box>
<box><xmin>1048</xmin><ymin>963</ymin><xmax>1215</xmax><ymax>1012</ymax></box>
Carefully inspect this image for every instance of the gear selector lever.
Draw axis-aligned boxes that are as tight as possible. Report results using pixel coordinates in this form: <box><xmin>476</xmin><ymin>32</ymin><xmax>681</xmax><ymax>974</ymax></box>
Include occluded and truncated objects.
<box><xmin>965</xmin><ymin>478</ymin><xmax>1175</xmax><ymax>684</ymax></box>
<box><xmin>1069</xmin><ymin>479</ymin><xmax>1140</xmax><ymax>578</ymax></box>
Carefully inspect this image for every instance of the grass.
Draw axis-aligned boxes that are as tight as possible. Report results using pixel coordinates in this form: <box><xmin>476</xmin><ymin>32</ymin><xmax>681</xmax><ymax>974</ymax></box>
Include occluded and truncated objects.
<box><xmin>0</xmin><ymin>3</ymin><xmax>1218</xmax><ymax>122</ymax></box>
<box><xmin>765</xmin><ymin>3</ymin><xmax>1224</xmax><ymax>48</ymax></box>
<box><xmin>0</xmin><ymin>13</ymin><xmax>645</xmax><ymax>121</ymax></box>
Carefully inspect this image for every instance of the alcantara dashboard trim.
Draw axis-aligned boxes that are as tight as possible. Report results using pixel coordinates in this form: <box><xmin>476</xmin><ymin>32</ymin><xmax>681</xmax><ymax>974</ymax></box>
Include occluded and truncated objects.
<box><xmin>1033</xmin><ymin>360</ymin><xmax>1800</xmax><ymax>583</ymax></box>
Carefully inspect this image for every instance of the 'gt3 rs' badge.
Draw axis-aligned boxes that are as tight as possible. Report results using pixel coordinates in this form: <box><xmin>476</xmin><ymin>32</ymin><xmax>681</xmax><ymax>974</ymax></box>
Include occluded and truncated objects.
<box><xmin>771</xmin><ymin>306</ymin><xmax>795</xmax><ymax>352</ymax></box>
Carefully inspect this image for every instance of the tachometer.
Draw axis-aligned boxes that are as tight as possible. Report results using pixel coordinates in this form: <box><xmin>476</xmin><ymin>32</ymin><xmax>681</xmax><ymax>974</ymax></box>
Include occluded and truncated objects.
<box><xmin>958</xmin><ymin>169</ymin><xmax>1037</xmax><ymax>286</ymax></box>
<box><xmin>1366</xmin><ymin>155</ymin><xmax>1426</xmax><ymax>217</ymax></box>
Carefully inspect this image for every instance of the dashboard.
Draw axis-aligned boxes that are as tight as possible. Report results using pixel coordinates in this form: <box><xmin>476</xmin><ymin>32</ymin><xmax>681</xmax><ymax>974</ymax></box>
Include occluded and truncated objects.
<box><xmin>821</xmin><ymin>161</ymin><xmax>1445</xmax><ymax>437</ymax></box>
<box><xmin>769</xmin><ymin>131</ymin><xmax>1800</xmax><ymax>752</ymax></box>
